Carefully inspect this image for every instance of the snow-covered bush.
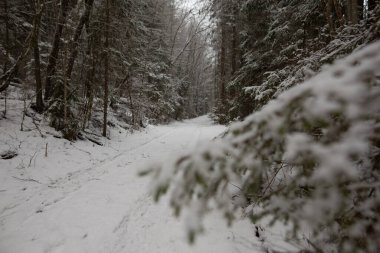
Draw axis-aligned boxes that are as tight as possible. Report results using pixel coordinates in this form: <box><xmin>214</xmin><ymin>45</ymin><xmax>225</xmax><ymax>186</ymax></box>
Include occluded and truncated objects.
<box><xmin>143</xmin><ymin>42</ymin><xmax>380</xmax><ymax>252</ymax></box>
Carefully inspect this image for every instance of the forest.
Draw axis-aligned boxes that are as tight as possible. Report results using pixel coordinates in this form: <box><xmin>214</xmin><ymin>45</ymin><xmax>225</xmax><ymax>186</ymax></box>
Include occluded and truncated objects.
<box><xmin>1</xmin><ymin>0</ymin><xmax>380</xmax><ymax>252</ymax></box>
<box><xmin>1</xmin><ymin>0</ymin><xmax>214</xmax><ymax>140</ymax></box>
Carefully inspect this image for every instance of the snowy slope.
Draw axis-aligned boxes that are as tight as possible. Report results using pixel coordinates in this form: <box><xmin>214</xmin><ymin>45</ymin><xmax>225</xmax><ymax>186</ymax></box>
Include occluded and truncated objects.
<box><xmin>0</xmin><ymin>100</ymin><xmax>294</xmax><ymax>253</ymax></box>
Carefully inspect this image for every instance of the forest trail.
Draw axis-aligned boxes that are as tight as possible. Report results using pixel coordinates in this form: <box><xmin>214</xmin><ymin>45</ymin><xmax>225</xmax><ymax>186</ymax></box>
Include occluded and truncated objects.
<box><xmin>0</xmin><ymin>116</ymin><xmax>279</xmax><ymax>253</ymax></box>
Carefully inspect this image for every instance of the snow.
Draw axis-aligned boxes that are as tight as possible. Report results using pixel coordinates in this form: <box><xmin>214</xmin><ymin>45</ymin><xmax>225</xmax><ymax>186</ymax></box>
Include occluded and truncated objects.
<box><xmin>0</xmin><ymin>100</ymin><xmax>291</xmax><ymax>253</ymax></box>
<box><xmin>142</xmin><ymin>41</ymin><xmax>380</xmax><ymax>252</ymax></box>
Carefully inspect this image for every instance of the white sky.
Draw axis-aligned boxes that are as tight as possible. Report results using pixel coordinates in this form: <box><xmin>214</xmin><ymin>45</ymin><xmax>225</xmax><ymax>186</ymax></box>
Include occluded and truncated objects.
<box><xmin>177</xmin><ymin>0</ymin><xmax>202</xmax><ymax>11</ymax></box>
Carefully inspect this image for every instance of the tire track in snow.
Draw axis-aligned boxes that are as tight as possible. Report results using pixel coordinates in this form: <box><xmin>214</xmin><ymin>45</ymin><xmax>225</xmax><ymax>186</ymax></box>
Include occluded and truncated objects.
<box><xmin>107</xmin><ymin>126</ymin><xmax>208</xmax><ymax>253</ymax></box>
<box><xmin>49</xmin><ymin>129</ymin><xmax>176</xmax><ymax>188</ymax></box>
<box><xmin>0</xmin><ymin>129</ymin><xmax>176</xmax><ymax>226</ymax></box>
<box><xmin>109</xmin><ymin>193</ymin><xmax>153</xmax><ymax>253</ymax></box>
<box><xmin>34</xmin><ymin>129</ymin><xmax>177</xmax><ymax>210</ymax></box>
<box><xmin>1</xmin><ymin>117</ymin><xmax>235</xmax><ymax>253</ymax></box>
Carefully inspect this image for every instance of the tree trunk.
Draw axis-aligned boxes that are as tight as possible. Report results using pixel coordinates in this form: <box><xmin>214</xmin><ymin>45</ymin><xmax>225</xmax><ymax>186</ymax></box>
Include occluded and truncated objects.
<box><xmin>325</xmin><ymin>0</ymin><xmax>335</xmax><ymax>33</ymax></box>
<box><xmin>65</xmin><ymin>0</ymin><xmax>95</xmax><ymax>82</ymax></box>
<box><xmin>346</xmin><ymin>0</ymin><xmax>359</xmax><ymax>24</ymax></box>
<box><xmin>126</xmin><ymin>77</ymin><xmax>135</xmax><ymax>125</ymax></box>
<box><xmin>351</xmin><ymin>0</ymin><xmax>359</xmax><ymax>24</ymax></box>
<box><xmin>333</xmin><ymin>0</ymin><xmax>345</xmax><ymax>27</ymax></box>
<box><xmin>82</xmin><ymin>29</ymin><xmax>95</xmax><ymax>129</ymax></box>
<box><xmin>33</xmin><ymin>0</ymin><xmax>44</xmax><ymax>113</ymax></box>
<box><xmin>44</xmin><ymin>0</ymin><xmax>70</xmax><ymax>101</ymax></box>
<box><xmin>83</xmin><ymin>55</ymin><xmax>96</xmax><ymax>129</ymax></box>
<box><xmin>231</xmin><ymin>4</ymin><xmax>239</xmax><ymax>75</ymax></box>
<box><xmin>358</xmin><ymin>0</ymin><xmax>364</xmax><ymax>20</ymax></box>
<box><xmin>103</xmin><ymin>0</ymin><xmax>110</xmax><ymax>137</ymax></box>
<box><xmin>231</xmin><ymin>25</ymin><xmax>238</xmax><ymax>75</ymax></box>
<box><xmin>3</xmin><ymin>0</ymin><xmax>10</xmax><ymax>73</ymax></box>
<box><xmin>220</xmin><ymin>22</ymin><xmax>227</xmax><ymax>102</ymax></box>
<box><xmin>2</xmin><ymin>0</ymin><xmax>10</xmax><ymax>116</ymax></box>
<box><xmin>219</xmin><ymin>0</ymin><xmax>228</xmax><ymax>103</ymax></box>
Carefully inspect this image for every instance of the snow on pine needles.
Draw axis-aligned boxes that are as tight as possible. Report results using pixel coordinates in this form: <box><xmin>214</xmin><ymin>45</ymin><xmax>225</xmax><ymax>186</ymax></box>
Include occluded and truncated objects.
<box><xmin>144</xmin><ymin>42</ymin><xmax>380</xmax><ymax>253</ymax></box>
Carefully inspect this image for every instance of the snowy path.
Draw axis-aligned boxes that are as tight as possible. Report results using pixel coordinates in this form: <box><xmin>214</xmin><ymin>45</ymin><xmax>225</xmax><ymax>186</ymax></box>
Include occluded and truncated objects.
<box><xmin>1</xmin><ymin>116</ymin><xmax>276</xmax><ymax>253</ymax></box>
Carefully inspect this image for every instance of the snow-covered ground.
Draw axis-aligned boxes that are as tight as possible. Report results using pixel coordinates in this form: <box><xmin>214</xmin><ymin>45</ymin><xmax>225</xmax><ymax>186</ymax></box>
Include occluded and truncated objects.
<box><xmin>0</xmin><ymin>99</ymin><xmax>295</xmax><ymax>253</ymax></box>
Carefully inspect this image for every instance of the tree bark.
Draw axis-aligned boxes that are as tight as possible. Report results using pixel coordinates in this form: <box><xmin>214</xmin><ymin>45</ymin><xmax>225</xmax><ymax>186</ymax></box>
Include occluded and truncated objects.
<box><xmin>126</xmin><ymin>76</ymin><xmax>135</xmax><ymax>125</ymax></box>
<box><xmin>358</xmin><ymin>0</ymin><xmax>364</xmax><ymax>20</ymax></box>
<box><xmin>1</xmin><ymin>0</ymin><xmax>10</xmax><ymax>117</ymax></box>
<box><xmin>231</xmin><ymin>4</ymin><xmax>239</xmax><ymax>75</ymax></box>
<box><xmin>33</xmin><ymin>0</ymin><xmax>44</xmax><ymax>113</ymax></box>
<box><xmin>231</xmin><ymin>25</ymin><xmax>238</xmax><ymax>75</ymax></box>
<box><xmin>325</xmin><ymin>0</ymin><xmax>335</xmax><ymax>33</ymax></box>
<box><xmin>3</xmin><ymin>0</ymin><xmax>10</xmax><ymax>73</ymax></box>
<box><xmin>82</xmin><ymin>28</ymin><xmax>95</xmax><ymax>129</ymax></box>
<box><xmin>220</xmin><ymin>20</ymin><xmax>227</xmax><ymax>102</ymax></box>
<box><xmin>103</xmin><ymin>0</ymin><xmax>110</xmax><ymax>137</ymax></box>
<box><xmin>333</xmin><ymin>0</ymin><xmax>345</xmax><ymax>26</ymax></box>
<box><xmin>352</xmin><ymin>0</ymin><xmax>359</xmax><ymax>24</ymax></box>
<box><xmin>346</xmin><ymin>0</ymin><xmax>359</xmax><ymax>24</ymax></box>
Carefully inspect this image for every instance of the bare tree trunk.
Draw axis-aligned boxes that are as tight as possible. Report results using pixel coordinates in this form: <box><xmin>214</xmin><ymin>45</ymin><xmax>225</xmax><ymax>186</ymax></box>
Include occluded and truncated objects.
<box><xmin>333</xmin><ymin>0</ymin><xmax>345</xmax><ymax>26</ymax></box>
<box><xmin>351</xmin><ymin>0</ymin><xmax>359</xmax><ymax>24</ymax></box>
<box><xmin>44</xmin><ymin>0</ymin><xmax>70</xmax><ymax>101</ymax></box>
<box><xmin>103</xmin><ymin>0</ymin><xmax>110</xmax><ymax>137</ymax></box>
<box><xmin>63</xmin><ymin>46</ymin><xmax>68</xmax><ymax>128</ymax></box>
<box><xmin>346</xmin><ymin>0</ymin><xmax>359</xmax><ymax>24</ymax></box>
<box><xmin>33</xmin><ymin>0</ymin><xmax>44</xmax><ymax>113</ymax></box>
<box><xmin>325</xmin><ymin>0</ymin><xmax>336</xmax><ymax>33</ymax></box>
<box><xmin>82</xmin><ymin>60</ymin><xmax>96</xmax><ymax>129</ymax></box>
<box><xmin>3</xmin><ymin>0</ymin><xmax>10</xmax><ymax>73</ymax></box>
<box><xmin>126</xmin><ymin>78</ymin><xmax>135</xmax><ymax>125</ymax></box>
<box><xmin>2</xmin><ymin>0</ymin><xmax>10</xmax><ymax>117</ymax></box>
<box><xmin>83</xmin><ymin>57</ymin><xmax>95</xmax><ymax>129</ymax></box>
<box><xmin>358</xmin><ymin>0</ymin><xmax>364</xmax><ymax>20</ymax></box>
<box><xmin>213</xmin><ymin>53</ymin><xmax>219</xmax><ymax>102</ymax></box>
<box><xmin>220</xmin><ymin>22</ymin><xmax>227</xmax><ymax>102</ymax></box>
<box><xmin>231</xmin><ymin>5</ymin><xmax>239</xmax><ymax>75</ymax></box>
<box><xmin>231</xmin><ymin>24</ymin><xmax>238</xmax><ymax>74</ymax></box>
<box><xmin>82</xmin><ymin>30</ymin><xmax>95</xmax><ymax>129</ymax></box>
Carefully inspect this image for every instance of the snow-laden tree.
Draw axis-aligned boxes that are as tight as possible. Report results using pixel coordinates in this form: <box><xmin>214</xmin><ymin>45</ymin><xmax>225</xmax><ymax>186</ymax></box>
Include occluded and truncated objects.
<box><xmin>209</xmin><ymin>0</ymin><xmax>380</xmax><ymax>123</ymax></box>
<box><xmin>143</xmin><ymin>41</ymin><xmax>380</xmax><ymax>252</ymax></box>
<box><xmin>1</xmin><ymin>0</ymin><xmax>212</xmax><ymax>139</ymax></box>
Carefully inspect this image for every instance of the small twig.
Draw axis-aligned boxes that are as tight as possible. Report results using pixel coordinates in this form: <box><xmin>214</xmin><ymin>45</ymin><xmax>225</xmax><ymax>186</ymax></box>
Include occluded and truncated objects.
<box><xmin>229</xmin><ymin>182</ymin><xmax>243</xmax><ymax>191</ymax></box>
<box><xmin>83</xmin><ymin>130</ymin><xmax>103</xmax><ymax>138</ymax></box>
<box><xmin>262</xmin><ymin>164</ymin><xmax>285</xmax><ymax>198</ymax></box>
<box><xmin>20</xmin><ymin>97</ymin><xmax>27</xmax><ymax>131</ymax></box>
<box><xmin>86</xmin><ymin>136</ymin><xmax>103</xmax><ymax>146</ymax></box>
<box><xmin>28</xmin><ymin>150</ymin><xmax>38</xmax><ymax>167</ymax></box>
<box><xmin>69</xmin><ymin>143</ymin><xmax>91</xmax><ymax>155</ymax></box>
<box><xmin>306</xmin><ymin>238</ymin><xmax>324</xmax><ymax>253</ymax></box>
<box><xmin>12</xmin><ymin>176</ymin><xmax>41</xmax><ymax>184</ymax></box>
